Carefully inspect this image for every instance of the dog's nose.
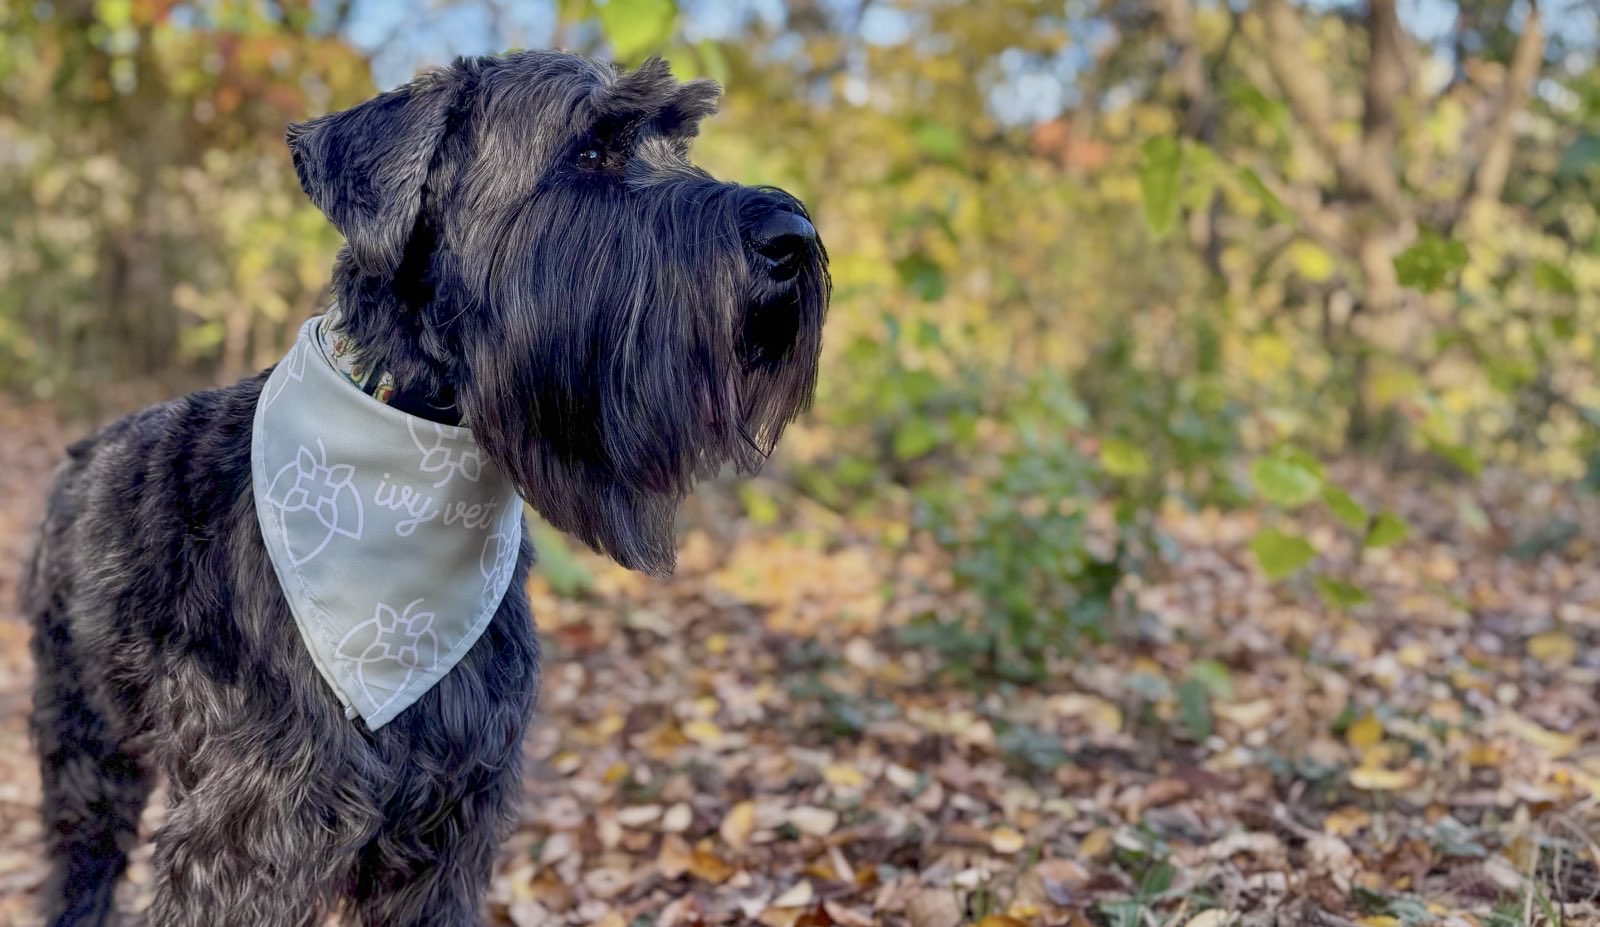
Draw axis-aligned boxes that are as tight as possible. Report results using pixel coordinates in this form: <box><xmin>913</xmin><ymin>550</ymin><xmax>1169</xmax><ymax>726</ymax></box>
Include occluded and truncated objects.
<box><xmin>749</xmin><ymin>210</ymin><xmax>816</xmax><ymax>282</ymax></box>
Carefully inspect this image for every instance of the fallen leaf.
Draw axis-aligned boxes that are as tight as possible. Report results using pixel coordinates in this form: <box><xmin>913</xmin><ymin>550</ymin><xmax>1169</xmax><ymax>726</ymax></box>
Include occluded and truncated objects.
<box><xmin>1052</xmin><ymin>694</ymin><xmax>1123</xmax><ymax>735</ymax></box>
<box><xmin>508</xmin><ymin>899</ymin><xmax>551</xmax><ymax>927</ymax></box>
<box><xmin>657</xmin><ymin>833</ymin><xmax>693</xmax><ymax>880</ymax></box>
<box><xmin>1528</xmin><ymin>631</ymin><xmax>1577</xmax><ymax>666</ymax></box>
<box><xmin>1080</xmin><ymin>827</ymin><xmax>1113</xmax><ymax>859</ymax></box>
<box><xmin>662</xmin><ymin>802</ymin><xmax>693</xmax><ymax>833</ymax></box>
<box><xmin>789</xmin><ymin>806</ymin><xmax>839</xmax><ymax>837</ymax></box>
<box><xmin>770</xmin><ymin>880</ymin><xmax>814</xmax><ymax>908</ymax></box>
<box><xmin>684</xmin><ymin>719</ymin><xmax>726</xmax><ymax>746</ymax></box>
<box><xmin>1349</xmin><ymin>764</ymin><xmax>1420</xmax><ymax>791</ymax></box>
<box><xmin>1346</xmin><ymin>714</ymin><xmax>1383</xmax><ymax>751</ymax></box>
<box><xmin>721</xmin><ymin>800</ymin><xmax>757</xmax><ymax>850</ymax></box>
<box><xmin>1497</xmin><ymin>712</ymin><xmax>1579</xmax><ymax>758</ymax></box>
<box><xmin>1214</xmin><ymin>699</ymin><xmax>1276</xmax><ymax>730</ymax></box>
<box><xmin>822</xmin><ymin>762</ymin><xmax>868</xmax><ymax>790</ymax></box>
<box><xmin>1184</xmin><ymin>913</ymin><xmax>1234</xmax><ymax>927</ymax></box>
<box><xmin>824</xmin><ymin>901</ymin><xmax>875</xmax><ymax>927</ymax></box>
<box><xmin>538</xmin><ymin>831</ymin><xmax>576</xmax><ymax>865</ymax></box>
<box><xmin>905</xmin><ymin>889</ymin><xmax>963</xmax><ymax>927</ymax></box>
<box><xmin>1324</xmin><ymin>806</ymin><xmax>1371</xmax><ymax>836</ymax></box>
<box><xmin>688</xmin><ymin>846</ymin><xmax>736</xmax><ymax>883</ymax></box>
<box><xmin>886</xmin><ymin>764</ymin><xmax>920</xmax><ymax>791</ymax></box>
<box><xmin>990</xmin><ymin>826</ymin><xmax>1027</xmax><ymax>854</ymax></box>
<box><xmin>616</xmin><ymin>803</ymin><xmax>663</xmax><ymax>827</ymax></box>
<box><xmin>1017</xmin><ymin>857</ymin><xmax>1089</xmax><ymax>907</ymax></box>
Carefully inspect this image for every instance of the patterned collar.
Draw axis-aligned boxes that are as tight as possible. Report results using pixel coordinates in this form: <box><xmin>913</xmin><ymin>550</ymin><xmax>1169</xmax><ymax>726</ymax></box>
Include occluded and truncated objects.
<box><xmin>320</xmin><ymin>305</ymin><xmax>398</xmax><ymax>405</ymax></box>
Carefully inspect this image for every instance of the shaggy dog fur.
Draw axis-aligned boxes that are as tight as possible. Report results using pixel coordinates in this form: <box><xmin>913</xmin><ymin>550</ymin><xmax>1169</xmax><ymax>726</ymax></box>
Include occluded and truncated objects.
<box><xmin>23</xmin><ymin>50</ymin><xmax>827</xmax><ymax>926</ymax></box>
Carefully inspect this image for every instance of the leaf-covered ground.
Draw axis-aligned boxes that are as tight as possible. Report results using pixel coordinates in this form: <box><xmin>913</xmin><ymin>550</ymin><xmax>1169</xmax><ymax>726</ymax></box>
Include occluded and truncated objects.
<box><xmin>1</xmin><ymin>401</ymin><xmax>1597</xmax><ymax>927</ymax></box>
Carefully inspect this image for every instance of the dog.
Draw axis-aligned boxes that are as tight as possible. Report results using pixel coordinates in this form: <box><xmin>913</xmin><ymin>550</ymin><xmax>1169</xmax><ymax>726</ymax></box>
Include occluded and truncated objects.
<box><xmin>22</xmin><ymin>50</ymin><xmax>827</xmax><ymax>926</ymax></box>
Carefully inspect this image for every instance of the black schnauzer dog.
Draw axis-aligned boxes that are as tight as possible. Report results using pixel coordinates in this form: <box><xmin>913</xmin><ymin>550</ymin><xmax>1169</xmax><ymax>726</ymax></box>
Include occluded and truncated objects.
<box><xmin>23</xmin><ymin>50</ymin><xmax>826</xmax><ymax>926</ymax></box>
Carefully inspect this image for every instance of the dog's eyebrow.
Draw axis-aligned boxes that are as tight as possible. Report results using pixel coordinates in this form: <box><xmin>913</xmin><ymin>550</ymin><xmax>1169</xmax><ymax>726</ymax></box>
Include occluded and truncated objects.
<box><xmin>652</xmin><ymin>80</ymin><xmax>720</xmax><ymax>141</ymax></box>
<box><xmin>598</xmin><ymin>57</ymin><xmax>678</xmax><ymax>121</ymax></box>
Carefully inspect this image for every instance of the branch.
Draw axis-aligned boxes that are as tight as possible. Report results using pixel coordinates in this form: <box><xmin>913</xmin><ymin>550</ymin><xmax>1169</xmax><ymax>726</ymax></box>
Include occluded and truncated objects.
<box><xmin>1255</xmin><ymin>0</ymin><xmax>1405</xmax><ymax>216</ymax></box>
<box><xmin>1240</xmin><ymin>158</ymin><xmax>1353</xmax><ymax>256</ymax></box>
<box><xmin>1256</xmin><ymin>0</ymin><xmax>1349</xmax><ymax>172</ymax></box>
<box><xmin>1357</xmin><ymin>0</ymin><xmax>1407</xmax><ymax>212</ymax></box>
<box><xmin>1159</xmin><ymin>0</ymin><xmax>1210</xmax><ymax>138</ymax></box>
<box><xmin>1457</xmin><ymin>0</ymin><xmax>1545</xmax><ymax>221</ymax></box>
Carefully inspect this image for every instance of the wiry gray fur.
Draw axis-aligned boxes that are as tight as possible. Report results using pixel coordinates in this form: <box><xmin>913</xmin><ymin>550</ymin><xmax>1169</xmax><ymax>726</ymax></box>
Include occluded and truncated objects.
<box><xmin>24</xmin><ymin>49</ymin><xmax>827</xmax><ymax>926</ymax></box>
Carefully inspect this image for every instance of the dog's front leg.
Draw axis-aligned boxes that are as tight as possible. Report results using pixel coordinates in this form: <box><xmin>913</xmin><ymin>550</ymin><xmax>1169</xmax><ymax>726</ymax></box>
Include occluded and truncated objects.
<box><xmin>346</xmin><ymin>759</ymin><xmax>523</xmax><ymax>927</ymax></box>
<box><xmin>145</xmin><ymin>662</ymin><xmax>384</xmax><ymax>927</ymax></box>
<box><xmin>148</xmin><ymin>762</ymin><xmax>378</xmax><ymax>927</ymax></box>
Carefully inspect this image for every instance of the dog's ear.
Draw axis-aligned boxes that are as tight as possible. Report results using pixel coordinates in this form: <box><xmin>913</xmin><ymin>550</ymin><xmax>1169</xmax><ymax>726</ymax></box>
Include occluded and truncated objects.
<box><xmin>287</xmin><ymin>72</ymin><xmax>456</xmax><ymax>277</ymax></box>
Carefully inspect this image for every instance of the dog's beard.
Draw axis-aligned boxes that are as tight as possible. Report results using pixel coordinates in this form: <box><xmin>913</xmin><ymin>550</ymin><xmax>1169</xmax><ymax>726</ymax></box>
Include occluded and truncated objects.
<box><xmin>458</xmin><ymin>178</ymin><xmax>827</xmax><ymax>575</ymax></box>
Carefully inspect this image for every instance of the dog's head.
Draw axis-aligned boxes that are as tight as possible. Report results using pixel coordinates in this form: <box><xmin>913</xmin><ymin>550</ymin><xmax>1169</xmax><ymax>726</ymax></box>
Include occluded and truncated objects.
<box><xmin>286</xmin><ymin>51</ymin><xmax>828</xmax><ymax>575</ymax></box>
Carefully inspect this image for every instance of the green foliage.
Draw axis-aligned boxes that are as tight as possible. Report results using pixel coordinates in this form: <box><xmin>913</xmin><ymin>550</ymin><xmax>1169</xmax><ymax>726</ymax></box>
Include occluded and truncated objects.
<box><xmin>595</xmin><ymin>0</ymin><xmax>677</xmax><ymax>61</ymax></box>
<box><xmin>1138</xmin><ymin>136</ymin><xmax>1183</xmax><ymax>238</ymax></box>
<box><xmin>529</xmin><ymin>518</ymin><xmax>597</xmax><ymax>598</ymax></box>
<box><xmin>902</xmin><ymin>371</ymin><xmax>1126</xmax><ymax>684</ymax></box>
<box><xmin>1250</xmin><ymin>528</ymin><xmax>1317</xmax><ymax>580</ymax></box>
<box><xmin>1365</xmin><ymin>511</ymin><xmax>1411</xmax><ymax>549</ymax></box>
<box><xmin>1251</xmin><ymin>453</ymin><xmax>1322</xmax><ymax>508</ymax></box>
<box><xmin>1322</xmin><ymin>486</ymin><xmax>1370</xmax><ymax>532</ymax></box>
<box><xmin>1176</xmin><ymin>677</ymin><xmax>1213</xmax><ymax>740</ymax></box>
<box><xmin>1314</xmin><ymin>576</ymin><xmax>1370</xmax><ymax>609</ymax></box>
<box><xmin>1393</xmin><ymin>232</ymin><xmax>1470</xmax><ymax>293</ymax></box>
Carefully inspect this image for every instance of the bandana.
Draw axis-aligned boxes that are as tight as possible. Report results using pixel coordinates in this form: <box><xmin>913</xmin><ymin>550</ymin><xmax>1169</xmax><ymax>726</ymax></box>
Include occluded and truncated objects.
<box><xmin>252</xmin><ymin>314</ymin><xmax>523</xmax><ymax>729</ymax></box>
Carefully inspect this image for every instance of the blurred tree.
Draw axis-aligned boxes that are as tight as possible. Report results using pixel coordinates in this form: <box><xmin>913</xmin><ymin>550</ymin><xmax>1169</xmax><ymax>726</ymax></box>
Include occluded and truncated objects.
<box><xmin>0</xmin><ymin>0</ymin><xmax>371</xmax><ymax>398</ymax></box>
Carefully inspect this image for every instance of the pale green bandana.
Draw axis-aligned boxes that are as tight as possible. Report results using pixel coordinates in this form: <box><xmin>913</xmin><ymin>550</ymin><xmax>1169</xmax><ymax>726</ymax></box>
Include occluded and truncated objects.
<box><xmin>252</xmin><ymin>315</ymin><xmax>523</xmax><ymax>730</ymax></box>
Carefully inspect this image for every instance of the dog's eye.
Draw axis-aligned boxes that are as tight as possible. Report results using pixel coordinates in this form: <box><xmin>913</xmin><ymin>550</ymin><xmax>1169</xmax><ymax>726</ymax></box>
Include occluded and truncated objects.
<box><xmin>577</xmin><ymin>147</ymin><xmax>603</xmax><ymax>168</ymax></box>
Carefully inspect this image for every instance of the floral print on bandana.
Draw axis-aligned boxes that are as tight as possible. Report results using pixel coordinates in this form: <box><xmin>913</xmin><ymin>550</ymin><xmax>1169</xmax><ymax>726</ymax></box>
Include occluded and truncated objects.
<box><xmin>263</xmin><ymin>439</ymin><xmax>365</xmax><ymax>566</ymax></box>
<box><xmin>335</xmin><ymin>599</ymin><xmax>440</xmax><ymax>719</ymax></box>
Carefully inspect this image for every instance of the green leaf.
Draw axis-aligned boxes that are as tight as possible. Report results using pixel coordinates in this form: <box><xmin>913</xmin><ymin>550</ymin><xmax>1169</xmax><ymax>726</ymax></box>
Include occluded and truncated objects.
<box><xmin>694</xmin><ymin>38</ymin><xmax>729</xmax><ymax>86</ymax></box>
<box><xmin>1236</xmin><ymin>167</ymin><xmax>1293</xmax><ymax>222</ymax></box>
<box><xmin>1425</xmin><ymin>435</ymin><xmax>1483</xmax><ymax>476</ymax></box>
<box><xmin>1138</xmin><ymin>136</ymin><xmax>1183</xmax><ymax>239</ymax></box>
<box><xmin>894</xmin><ymin>252</ymin><xmax>947</xmax><ymax>302</ymax></box>
<box><xmin>1314</xmin><ymin>575</ymin><xmax>1370</xmax><ymax>608</ymax></box>
<box><xmin>1251</xmin><ymin>455</ymin><xmax>1321</xmax><ymax>507</ymax></box>
<box><xmin>1177</xmin><ymin>678</ymin><xmax>1212</xmax><ymax>741</ymax></box>
<box><xmin>1365</xmin><ymin>512</ymin><xmax>1409</xmax><ymax>549</ymax></box>
<box><xmin>738</xmin><ymin>484</ymin><xmax>781</xmax><ymax>526</ymax></box>
<box><xmin>892</xmin><ymin>418</ymin><xmax>940</xmax><ymax>460</ymax></box>
<box><xmin>597</xmin><ymin>0</ymin><xmax>677</xmax><ymax>61</ymax></box>
<box><xmin>1099</xmin><ymin>438</ymin><xmax>1150</xmax><ymax>478</ymax></box>
<box><xmin>1250</xmin><ymin>528</ymin><xmax>1317</xmax><ymax>579</ymax></box>
<box><xmin>1393</xmin><ymin>231</ymin><xmax>1469</xmax><ymax>293</ymax></box>
<box><xmin>531</xmin><ymin>517</ymin><xmax>595</xmax><ymax>598</ymax></box>
<box><xmin>1289</xmin><ymin>240</ymin><xmax>1336</xmax><ymax>282</ymax></box>
<box><xmin>1225</xmin><ymin>82</ymin><xmax>1288</xmax><ymax>133</ymax></box>
<box><xmin>1322</xmin><ymin>485</ymin><xmax>1369</xmax><ymax>532</ymax></box>
<box><xmin>913</xmin><ymin>122</ymin><xmax>963</xmax><ymax>162</ymax></box>
<box><xmin>1557</xmin><ymin>133</ymin><xmax>1600</xmax><ymax>179</ymax></box>
<box><xmin>1533</xmin><ymin>261</ymin><xmax>1577</xmax><ymax>296</ymax></box>
<box><xmin>1187</xmin><ymin>658</ymin><xmax>1234</xmax><ymax>700</ymax></box>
